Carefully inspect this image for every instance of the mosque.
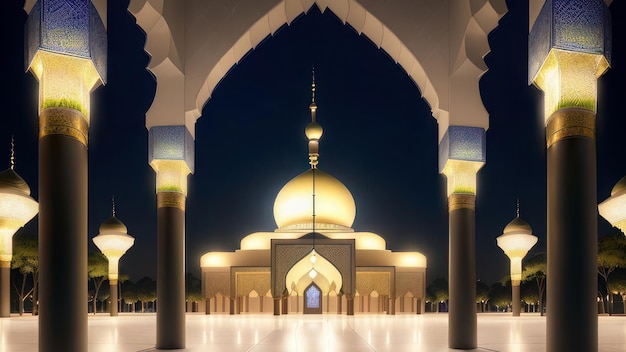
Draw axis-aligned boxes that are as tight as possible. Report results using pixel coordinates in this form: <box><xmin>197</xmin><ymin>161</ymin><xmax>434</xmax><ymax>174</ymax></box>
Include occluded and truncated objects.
<box><xmin>200</xmin><ymin>76</ymin><xmax>427</xmax><ymax>315</ymax></box>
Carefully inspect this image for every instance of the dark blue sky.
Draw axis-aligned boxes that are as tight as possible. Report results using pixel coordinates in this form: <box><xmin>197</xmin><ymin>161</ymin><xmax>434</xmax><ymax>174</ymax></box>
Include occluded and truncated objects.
<box><xmin>2</xmin><ymin>0</ymin><xmax>626</xmax><ymax>285</ymax></box>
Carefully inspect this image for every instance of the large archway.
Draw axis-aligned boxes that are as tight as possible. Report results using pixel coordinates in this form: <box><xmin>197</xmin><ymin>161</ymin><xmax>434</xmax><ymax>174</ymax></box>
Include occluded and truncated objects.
<box><xmin>128</xmin><ymin>0</ymin><xmax>503</xmax><ymax>349</ymax></box>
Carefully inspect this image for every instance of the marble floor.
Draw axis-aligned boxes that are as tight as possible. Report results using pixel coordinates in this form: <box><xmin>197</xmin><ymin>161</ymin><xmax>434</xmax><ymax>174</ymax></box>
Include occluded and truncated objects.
<box><xmin>1</xmin><ymin>313</ymin><xmax>626</xmax><ymax>351</ymax></box>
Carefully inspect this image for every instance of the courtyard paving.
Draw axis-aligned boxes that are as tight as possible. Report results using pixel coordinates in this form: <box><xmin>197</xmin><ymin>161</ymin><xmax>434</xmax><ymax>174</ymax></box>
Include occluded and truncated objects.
<box><xmin>1</xmin><ymin>312</ymin><xmax>625</xmax><ymax>351</ymax></box>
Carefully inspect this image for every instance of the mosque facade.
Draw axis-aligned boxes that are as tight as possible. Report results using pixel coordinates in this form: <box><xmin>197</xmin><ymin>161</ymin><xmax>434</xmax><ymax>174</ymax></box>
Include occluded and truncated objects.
<box><xmin>200</xmin><ymin>76</ymin><xmax>427</xmax><ymax>315</ymax></box>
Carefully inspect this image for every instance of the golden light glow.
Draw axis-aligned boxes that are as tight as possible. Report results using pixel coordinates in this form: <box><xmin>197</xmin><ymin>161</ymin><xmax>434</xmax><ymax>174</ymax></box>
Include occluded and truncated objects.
<box><xmin>395</xmin><ymin>252</ymin><xmax>428</xmax><ymax>268</ymax></box>
<box><xmin>93</xmin><ymin>233</ymin><xmax>135</xmax><ymax>281</ymax></box>
<box><xmin>150</xmin><ymin>159</ymin><xmax>192</xmax><ymax>194</ymax></box>
<box><xmin>0</xmin><ymin>191</ymin><xmax>39</xmax><ymax>261</ymax></box>
<box><xmin>28</xmin><ymin>51</ymin><xmax>103</xmax><ymax>122</ymax></box>
<box><xmin>441</xmin><ymin>159</ymin><xmax>483</xmax><ymax>196</ymax></box>
<box><xmin>599</xmin><ymin>180</ymin><xmax>626</xmax><ymax>234</ymax></box>
<box><xmin>497</xmin><ymin>233</ymin><xmax>538</xmax><ymax>283</ymax></box>
<box><xmin>533</xmin><ymin>49</ymin><xmax>609</xmax><ymax>119</ymax></box>
<box><xmin>200</xmin><ymin>252</ymin><xmax>233</xmax><ymax>267</ymax></box>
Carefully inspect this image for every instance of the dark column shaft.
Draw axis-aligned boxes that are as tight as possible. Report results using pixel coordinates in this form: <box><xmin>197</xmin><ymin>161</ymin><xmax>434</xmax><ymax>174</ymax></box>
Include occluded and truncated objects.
<box><xmin>546</xmin><ymin>109</ymin><xmax>597</xmax><ymax>352</ymax></box>
<box><xmin>273</xmin><ymin>297</ymin><xmax>280</xmax><ymax>315</ymax></box>
<box><xmin>156</xmin><ymin>193</ymin><xmax>186</xmax><ymax>349</ymax></box>
<box><xmin>39</xmin><ymin>107</ymin><xmax>88</xmax><ymax>352</ymax></box>
<box><xmin>512</xmin><ymin>284</ymin><xmax>521</xmax><ymax>316</ymax></box>
<box><xmin>0</xmin><ymin>265</ymin><xmax>9</xmax><ymax>317</ymax></box>
<box><xmin>448</xmin><ymin>194</ymin><xmax>477</xmax><ymax>349</ymax></box>
<box><xmin>110</xmin><ymin>282</ymin><xmax>118</xmax><ymax>316</ymax></box>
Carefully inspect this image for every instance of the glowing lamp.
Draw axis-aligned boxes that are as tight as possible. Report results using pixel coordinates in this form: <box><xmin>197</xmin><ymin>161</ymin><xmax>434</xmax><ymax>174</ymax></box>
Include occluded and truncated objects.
<box><xmin>599</xmin><ymin>176</ymin><xmax>626</xmax><ymax>234</ymax></box>
<box><xmin>497</xmin><ymin>216</ymin><xmax>537</xmax><ymax>283</ymax></box>
<box><xmin>0</xmin><ymin>169</ymin><xmax>39</xmax><ymax>263</ymax></box>
<box><xmin>92</xmin><ymin>216</ymin><xmax>134</xmax><ymax>282</ymax></box>
<box><xmin>0</xmin><ymin>166</ymin><xmax>38</xmax><ymax>318</ymax></box>
<box><xmin>25</xmin><ymin>0</ymin><xmax>107</xmax><ymax>122</ymax></box>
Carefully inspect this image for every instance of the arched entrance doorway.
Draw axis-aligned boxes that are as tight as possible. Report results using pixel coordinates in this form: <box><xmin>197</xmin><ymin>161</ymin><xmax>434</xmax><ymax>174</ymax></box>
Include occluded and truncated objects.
<box><xmin>304</xmin><ymin>282</ymin><xmax>322</xmax><ymax>314</ymax></box>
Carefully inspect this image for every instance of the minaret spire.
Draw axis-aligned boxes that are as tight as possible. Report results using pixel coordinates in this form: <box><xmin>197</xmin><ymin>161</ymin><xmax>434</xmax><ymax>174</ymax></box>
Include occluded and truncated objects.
<box><xmin>310</xmin><ymin>66</ymin><xmax>316</xmax><ymax>121</ymax></box>
<box><xmin>10</xmin><ymin>135</ymin><xmax>15</xmax><ymax>170</ymax></box>
<box><xmin>112</xmin><ymin>196</ymin><xmax>116</xmax><ymax>217</ymax></box>
<box><xmin>305</xmin><ymin>67</ymin><xmax>323</xmax><ymax>169</ymax></box>
<box><xmin>516</xmin><ymin>198</ymin><xmax>520</xmax><ymax>217</ymax></box>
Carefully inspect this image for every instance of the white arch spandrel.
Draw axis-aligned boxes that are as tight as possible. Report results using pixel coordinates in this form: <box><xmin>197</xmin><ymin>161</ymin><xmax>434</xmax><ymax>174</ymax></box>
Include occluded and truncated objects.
<box><xmin>129</xmin><ymin>0</ymin><xmax>506</xmax><ymax>141</ymax></box>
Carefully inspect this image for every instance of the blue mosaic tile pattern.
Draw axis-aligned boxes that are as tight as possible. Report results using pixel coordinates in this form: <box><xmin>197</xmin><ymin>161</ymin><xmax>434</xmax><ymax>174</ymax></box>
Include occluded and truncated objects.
<box><xmin>438</xmin><ymin>126</ymin><xmax>486</xmax><ymax>172</ymax></box>
<box><xmin>25</xmin><ymin>0</ymin><xmax>107</xmax><ymax>83</ymax></box>
<box><xmin>148</xmin><ymin>126</ymin><xmax>195</xmax><ymax>173</ymax></box>
<box><xmin>528</xmin><ymin>0</ymin><xmax>611</xmax><ymax>84</ymax></box>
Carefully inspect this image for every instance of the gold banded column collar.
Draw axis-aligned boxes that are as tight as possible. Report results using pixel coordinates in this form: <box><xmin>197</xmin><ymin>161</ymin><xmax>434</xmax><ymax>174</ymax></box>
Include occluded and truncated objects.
<box><xmin>448</xmin><ymin>193</ymin><xmax>476</xmax><ymax>211</ymax></box>
<box><xmin>39</xmin><ymin>107</ymin><xmax>89</xmax><ymax>146</ymax></box>
<box><xmin>546</xmin><ymin>108</ymin><xmax>595</xmax><ymax>148</ymax></box>
<box><xmin>157</xmin><ymin>191</ymin><xmax>186</xmax><ymax>211</ymax></box>
<box><xmin>0</xmin><ymin>261</ymin><xmax>11</xmax><ymax>269</ymax></box>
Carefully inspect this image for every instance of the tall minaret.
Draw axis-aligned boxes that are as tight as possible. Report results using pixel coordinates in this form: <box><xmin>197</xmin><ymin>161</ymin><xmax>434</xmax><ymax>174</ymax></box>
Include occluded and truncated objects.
<box><xmin>305</xmin><ymin>68</ymin><xmax>323</xmax><ymax>169</ymax></box>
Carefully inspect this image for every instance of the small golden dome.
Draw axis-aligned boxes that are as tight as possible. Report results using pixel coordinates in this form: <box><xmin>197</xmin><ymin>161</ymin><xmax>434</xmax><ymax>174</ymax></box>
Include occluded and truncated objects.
<box><xmin>99</xmin><ymin>216</ymin><xmax>128</xmax><ymax>233</ymax></box>
<box><xmin>503</xmin><ymin>217</ymin><xmax>532</xmax><ymax>234</ymax></box>
<box><xmin>0</xmin><ymin>168</ymin><xmax>31</xmax><ymax>195</ymax></box>
<box><xmin>305</xmin><ymin>121</ymin><xmax>323</xmax><ymax>140</ymax></box>
<box><xmin>611</xmin><ymin>176</ymin><xmax>626</xmax><ymax>196</ymax></box>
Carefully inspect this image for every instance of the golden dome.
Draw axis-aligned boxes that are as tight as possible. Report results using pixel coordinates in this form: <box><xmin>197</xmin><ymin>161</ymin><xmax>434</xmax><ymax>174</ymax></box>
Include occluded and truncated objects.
<box><xmin>503</xmin><ymin>217</ymin><xmax>532</xmax><ymax>234</ymax></box>
<box><xmin>273</xmin><ymin>168</ymin><xmax>356</xmax><ymax>229</ymax></box>
<box><xmin>0</xmin><ymin>168</ymin><xmax>31</xmax><ymax>195</ymax></box>
<box><xmin>99</xmin><ymin>216</ymin><xmax>128</xmax><ymax>233</ymax></box>
<box><xmin>611</xmin><ymin>176</ymin><xmax>626</xmax><ymax>196</ymax></box>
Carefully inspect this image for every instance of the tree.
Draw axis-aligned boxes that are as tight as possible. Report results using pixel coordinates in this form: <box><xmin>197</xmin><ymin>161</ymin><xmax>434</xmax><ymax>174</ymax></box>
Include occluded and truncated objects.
<box><xmin>426</xmin><ymin>277</ymin><xmax>448</xmax><ymax>312</ymax></box>
<box><xmin>522</xmin><ymin>253</ymin><xmax>547</xmax><ymax>316</ymax></box>
<box><xmin>608</xmin><ymin>268</ymin><xmax>626</xmax><ymax>315</ymax></box>
<box><xmin>11</xmin><ymin>233</ymin><xmax>38</xmax><ymax>315</ymax></box>
<box><xmin>488</xmin><ymin>280</ymin><xmax>511</xmax><ymax>312</ymax></box>
<box><xmin>520</xmin><ymin>281</ymin><xmax>539</xmax><ymax>313</ymax></box>
<box><xmin>597</xmin><ymin>233</ymin><xmax>626</xmax><ymax>315</ymax></box>
<box><xmin>136</xmin><ymin>276</ymin><xmax>156</xmax><ymax>312</ymax></box>
<box><xmin>185</xmin><ymin>273</ymin><xmax>202</xmax><ymax>312</ymax></box>
<box><xmin>476</xmin><ymin>280</ymin><xmax>489</xmax><ymax>312</ymax></box>
<box><xmin>88</xmin><ymin>251</ymin><xmax>108</xmax><ymax>314</ymax></box>
<box><xmin>121</xmin><ymin>279</ymin><xmax>138</xmax><ymax>312</ymax></box>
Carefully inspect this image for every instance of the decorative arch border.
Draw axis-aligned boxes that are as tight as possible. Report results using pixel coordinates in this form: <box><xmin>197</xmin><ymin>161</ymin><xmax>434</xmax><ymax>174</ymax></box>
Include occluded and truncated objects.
<box><xmin>129</xmin><ymin>0</ymin><xmax>506</xmax><ymax>137</ymax></box>
<box><xmin>271</xmin><ymin>238</ymin><xmax>355</xmax><ymax>298</ymax></box>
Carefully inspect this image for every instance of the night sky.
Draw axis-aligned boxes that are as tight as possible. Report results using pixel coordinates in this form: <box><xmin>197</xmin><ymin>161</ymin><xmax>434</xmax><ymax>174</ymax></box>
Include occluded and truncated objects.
<box><xmin>2</xmin><ymin>0</ymin><xmax>626</xmax><ymax>286</ymax></box>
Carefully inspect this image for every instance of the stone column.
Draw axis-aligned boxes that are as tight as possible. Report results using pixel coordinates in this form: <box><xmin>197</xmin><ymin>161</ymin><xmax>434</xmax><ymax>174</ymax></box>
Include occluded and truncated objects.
<box><xmin>346</xmin><ymin>294</ymin><xmax>354</xmax><ymax>315</ymax></box>
<box><xmin>528</xmin><ymin>2</ymin><xmax>611</xmax><ymax>351</ymax></box>
<box><xmin>447</xmin><ymin>193</ymin><xmax>477</xmax><ymax>349</ymax></box>
<box><xmin>110</xmin><ymin>280</ymin><xmax>119</xmax><ymax>316</ymax></box>
<box><xmin>149</xmin><ymin>126</ymin><xmax>193</xmax><ymax>349</ymax></box>
<box><xmin>39</xmin><ymin>107</ymin><xmax>89</xmax><ymax>351</ymax></box>
<box><xmin>273</xmin><ymin>297</ymin><xmax>281</xmax><ymax>315</ymax></box>
<box><xmin>512</xmin><ymin>281</ymin><xmax>521</xmax><ymax>316</ymax></box>
<box><xmin>337</xmin><ymin>294</ymin><xmax>343</xmax><ymax>314</ymax></box>
<box><xmin>0</xmin><ymin>262</ymin><xmax>9</xmax><ymax>317</ymax></box>
<box><xmin>440</xmin><ymin>126</ymin><xmax>485</xmax><ymax>350</ymax></box>
<box><xmin>23</xmin><ymin>2</ymin><xmax>105</xmax><ymax>350</ymax></box>
<box><xmin>282</xmin><ymin>295</ymin><xmax>289</xmax><ymax>314</ymax></box>
<box><xmin>155</xmin><ymin>191</ymin><xmax>186</xmax><ymax>348</ymax></box>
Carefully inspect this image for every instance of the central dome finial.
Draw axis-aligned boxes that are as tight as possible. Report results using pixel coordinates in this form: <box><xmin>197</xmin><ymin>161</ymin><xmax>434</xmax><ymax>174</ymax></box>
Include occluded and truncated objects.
<box><xmin>305</xmin><ymin>66</ymin><xmax>323</xmax><ymax>168</ymax></box>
